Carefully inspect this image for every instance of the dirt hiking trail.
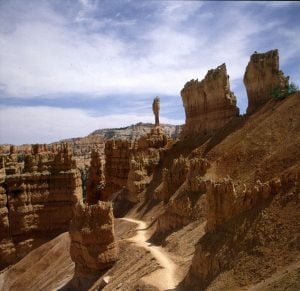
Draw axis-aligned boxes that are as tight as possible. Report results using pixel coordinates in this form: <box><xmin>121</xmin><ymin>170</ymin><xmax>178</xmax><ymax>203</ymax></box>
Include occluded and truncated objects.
<box><xmin>121</xmin><ymin>217</ymin><xmax>180</xmax><ymax>290</ymax></box>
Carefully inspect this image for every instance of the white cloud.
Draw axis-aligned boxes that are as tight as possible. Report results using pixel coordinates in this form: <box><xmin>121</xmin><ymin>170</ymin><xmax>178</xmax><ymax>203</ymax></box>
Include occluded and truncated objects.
<box><xmin>1</xmin><ymin>0</ymin><xmax>286</xmax><ymax>99</ymax></box>
<box><xmin>0</xmin><ymin>106</ymin><xmax>183</xmax><ymax>144</ymax></box>
<box><xmin>1</xmin><ymin>1</ymin><xmax>200</xmax><ymax>98</ymax></box>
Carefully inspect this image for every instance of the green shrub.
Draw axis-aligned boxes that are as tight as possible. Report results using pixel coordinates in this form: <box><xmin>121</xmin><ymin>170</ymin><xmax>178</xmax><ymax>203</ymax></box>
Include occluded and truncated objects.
<box><xmin>271</xmin><ymin>82</ymin><xmax>299</xmax><ymax>100</ymax></box>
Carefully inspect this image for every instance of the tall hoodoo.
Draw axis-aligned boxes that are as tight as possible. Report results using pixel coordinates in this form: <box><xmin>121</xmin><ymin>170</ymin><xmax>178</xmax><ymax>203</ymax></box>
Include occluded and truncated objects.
<box><xmin>69</xmin><ymin>202</ymin><xmax>118</xmax><ymax>277</ymax></box>
<box><xmin>69</xmin><ymin>153</ymin><xmax>118</xmax><ymax>279</ymax></box>
<box><xmin>181</xmin><ymin>63</ymin><xmax>238</xmax><ymax>136</ymax></box>
<box><xmin>152</xmin><ymin>96</ymin><xmax>160</xmax><ymax>127</ymax></box>
<box><xmin>244</xmin><ymin>49</ymin><xmax>289</xmax><ymax>114</ymax></box>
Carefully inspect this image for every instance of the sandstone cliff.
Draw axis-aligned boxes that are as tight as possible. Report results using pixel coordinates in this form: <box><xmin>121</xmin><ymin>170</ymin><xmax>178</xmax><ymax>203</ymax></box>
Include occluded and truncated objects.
<box><xmin>0</xmin><ymin>144</ymin><xmax>82</xmax><ymax>269</ymax></box>
<box><xmin>181</xmin><ymin>63</ymin><xmax>238</xmax><ymax>136</ymax></box>
<box><xmin>155</xmin><ymin>157</ymin><xmax>209</xmax><ymax>235</ymax></box>
<box><xmin>102</xmin><ymin>126</ymin><xmax>168</xmax><ymax>204</ymax></box>
<box><xmin>102</xmin><ymin>139</ymin><xmax>134</xmax><ymax>200</ymax></box>
<box><xmin>54</xmin><ymin>134</ymin><xmax>105</xmax><ymax>170</ymax></box>
<box><xmin>244</xmin><ymin>49</ymin><xmax>289</xmax><ymax>114</ymax></box>
<box><xmin>127</xmin><ymin>126</ymin><xmax>168</xmax><ymax>202</ymax></box>
<box><xmin>86</xmin><ymin>149</ymin><xmax>104</xmax><ymax>204</ymax></box>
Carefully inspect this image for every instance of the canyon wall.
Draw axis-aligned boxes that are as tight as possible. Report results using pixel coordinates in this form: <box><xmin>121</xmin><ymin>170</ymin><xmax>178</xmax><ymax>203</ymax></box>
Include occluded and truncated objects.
<box><xmin>0</xmin><ymin>144</ymin><xmax>82</xmax><ymax>269</ymax></box>
<box><xmin>103</xmin><ymin>140</ymin><xmax>134</xmax><ymax>200</ymax></box>
<box><xmin>181</xmin><ymin>63</ymin><xmax>238</xmax><ymax>136</ymax></box>
<box><xmin>155</xmin><ymin>157</ymin><xmax>209</xmax><ymax>234</ymax></box>
<box><xmin>244</xmin><ymin>49</ymin><xmax>289</xmax><ymax>114</ymax></box>
<box><xmin>86</xmin><ymin>149</ymin><xmax>104</xmax><ymax>204</ymax></box>
<box><xmin>127</xmin><ymin>126</ymin><xmax>168</xmax><ymax>202</ymax></box>
<box><xmin>103</xmin><ymin>127</ymin><xmax>168</xmax><ymax>203</ymax></box>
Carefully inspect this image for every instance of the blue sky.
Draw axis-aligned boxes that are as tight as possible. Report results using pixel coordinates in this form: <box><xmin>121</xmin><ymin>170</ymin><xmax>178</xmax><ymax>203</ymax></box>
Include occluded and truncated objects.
<box><xmin>0</xmin><ymin>0</ymin><xmax>299</xmax><ymax>144</ymax></box>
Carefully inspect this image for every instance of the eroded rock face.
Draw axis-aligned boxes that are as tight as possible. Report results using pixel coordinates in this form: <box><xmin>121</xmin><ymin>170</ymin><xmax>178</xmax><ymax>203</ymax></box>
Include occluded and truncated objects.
<box><xmin>244</xmin><ymin>49</ymin><xmax>289</xmax><ymax>114</ymax></box>
<box><xmin>103</xmin><ymin>127</ymin><xmax>168</xmax><ymax>203</ymax></box>
<box><xmin>156</xmin><ymin>157</ymin><xmax>209</xmax><ymax>234</ymax></box>
<box><xmin>205</xmin><ymin>178</ymin><xmax>237</xmax><ymax>232</ymax></box>
<box><xmin>185</xmin><ymin>170</ymin><xmax>299</xmax><ymax>289</ymax></box>
<box><xmin>181</xmin><ymin>63</ymin><xmax>238</xmax><ymax>136</ymax></box>
<box><xmin>86</xmin><ymin>149</ymin><xmax>104</xmax><ymax>204</ymax></box>
<box><xmin>0</xmin><ymin>159</ymin><xmax>15</xmax><ymax>267</ymax></box>
<box><xmin>102</xmin><ymin>139</ymin><xmax>134</xmax><ymax>200</ymax></box>
<box><xmin>69</xmin><ymin>201</ymin><xmax>118</xmax><ymax>277</ymax></box>
<box><xmin>205</xmin><ymin>172</ymin><xmax>297</xmax><ymax>233</ymax></box>
<box><xmin>0</xmin><ymin>144</ymin><xmax>82</xmax><ymax>269</ymax></box>
<box><xmin>155</xmin><ymin>155</ymin><xmax>189</xmax><ymax>202</ymax></box>
<box><xmin>53</xmin><ymin>134</ymin><xmax>105</xmax><ymax>171</ymax></box>
<box><xmin>127</xmin><ymin>127</ymin><xmax>168</xmax><ymax>202</ymax></box>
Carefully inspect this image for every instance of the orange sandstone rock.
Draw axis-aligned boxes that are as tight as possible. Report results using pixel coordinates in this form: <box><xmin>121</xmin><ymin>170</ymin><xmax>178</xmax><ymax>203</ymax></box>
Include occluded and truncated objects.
<box><xmin>69</xmin><ymin>201</ymin><xmax>118</xmax><ymax>277</ymax></box>
<box><xmin>181</xmin><ymin>63</ymin><xmax>238</xmax><ymax>136</ymax></box>
<box><xmin>86</xmin><ymin>149</ymin><xmax>104</xmax><ymax>204</ymax></box>
<box><xmin>127</xmin><ymin>126</ymin><xmax>168</xmax><ymax>202</ymax></box>
<box><xmin>244</xmin><ymin>49</ymin><xmax>289</xmax><ymax>114</ymax></box>
<box><xmin>102</xmin><ymin>139</ymin><xmax>134</xmax><ymax>200</ymax></box>
<box><xmin>0</xmin><ymin>144</ymin><xmax>82</xmax><ymax>269</ymax></box>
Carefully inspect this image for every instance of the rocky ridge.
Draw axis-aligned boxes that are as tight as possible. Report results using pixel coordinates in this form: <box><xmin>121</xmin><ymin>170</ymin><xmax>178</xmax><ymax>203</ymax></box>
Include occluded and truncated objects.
<box><xmin>91</xmin><ymin>123</ymin><xmax>182</xmax><ymax>140</ymax></box>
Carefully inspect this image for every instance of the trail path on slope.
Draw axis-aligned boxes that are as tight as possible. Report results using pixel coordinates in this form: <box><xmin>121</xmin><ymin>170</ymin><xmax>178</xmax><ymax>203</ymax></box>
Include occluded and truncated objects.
<box><xmin>121</xmin><ymin>217</ymin><xmax>179</xmax><ymax>290</ymax></box>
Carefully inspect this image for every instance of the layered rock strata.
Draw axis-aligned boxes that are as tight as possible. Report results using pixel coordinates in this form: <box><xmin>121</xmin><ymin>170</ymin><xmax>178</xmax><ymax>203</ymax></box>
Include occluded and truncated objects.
<box><xmin>244</xmin><ymin>49</ymin><xmax>289</xmax><ymax>114</ymax></box>
<box><xmin>86</xmin><ymin>149</ymin><xmax>104</xmax><ymax>204</ymax></box>
<box><xmin>156</xmin><ymin>157</ymin><xmax>209</xmax><ymax>234</ymax></box>
<box><xmin>54</xmin><ymin>134</ymin><xmax>105</xmax><ymax>170</ymax></box>
<box><xmin>181</xmin><ymin>63</ymin><xmax>238</xmax><ymax>136</ymax></box>
<box><xmin>206</xmin><ymin>171</ymin><xmax>298</xmax><ymax>232</ymax></box>
<box><xmin>185</xmin><ymin>170</ymin><xmax>299</xmax><ymax>289</ymax></box>
<box><xmin>69</xmin><ymin>201</ymin><xmax>118</xmax><ymax>277</ymax></box>
<box><xmin>155</xmin><ymin>155</ymin><xmax>189</xmax><ymax>202</ymax></box>
<box><xmin>101</xmin><ymin>125</ymin><xmax>169</xmax><ymax>203</ymax></box>
<box><xmin>0</xmin><ymin>144</ymin><xmax>82</xmax><ymax>269</ymax></box>
<box><xmin>0</xmin><ymin>158</ymin><xmax>13</xmax><ymax>267</ymax></box>
<box><xmin>103</xmin><ymin>140</ymin><xmax>134</xmax><ymax>200</ymax></box>
<box><xmin>127</xmin><ymin>127</ymin><xmax>168</xmax><ymax>202</ymax></box>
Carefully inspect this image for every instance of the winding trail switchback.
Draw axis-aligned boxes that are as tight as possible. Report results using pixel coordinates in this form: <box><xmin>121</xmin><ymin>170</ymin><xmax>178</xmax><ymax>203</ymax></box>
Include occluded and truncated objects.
<box><xmin>120</xmin><ymin>217</ymin><xmax>179</xmax><ymax>290</ymax></box>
